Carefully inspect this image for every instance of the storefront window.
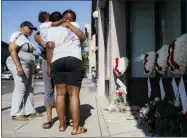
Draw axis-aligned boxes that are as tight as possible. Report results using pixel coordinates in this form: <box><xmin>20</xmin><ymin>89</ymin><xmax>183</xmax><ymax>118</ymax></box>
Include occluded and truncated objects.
<box><xmin>159</xmin><ymin>1</ymin><xmax>181</xmax><ymax>77</ymax></box>
<box><xmin>160</xmin><ymin>1</ymin><xmax>181</xmax><ymax>45</ymax></box>
<box><xmin>130</xmin><ymin>2</ymin><xmax>155</xmax><ymax>78</ymax></box>
<box><xmin>130</xmin><ymin>1</ymin><xmax>184</xmax><ymax>78</ymax></box>
<box><xmin>186</xmin><ymin>1</ymin><xmax>187</xmax><ymax>33</ymax></box>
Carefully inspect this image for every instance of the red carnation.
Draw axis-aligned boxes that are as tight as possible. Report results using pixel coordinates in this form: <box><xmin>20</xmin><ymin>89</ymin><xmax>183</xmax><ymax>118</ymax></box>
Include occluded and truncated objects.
<box><xmin>114</xmin><ymin>58</ymin><xmax>122</xmax><ymax>76</ymax></box>
<box><xmin>184</xmin><ymin>112</ymin><xmax>187</xmax><ymax>119</ymax></box>
<box><xmin>121</xmin><ymin>108</ymin><xmax>126</xmax><ymax>113</ymax></box>
<box><xmin>155</xmin><ymin>54</ymin><xmax>162</xmax><ymax>71</ymax></box>
<box><xmin>118</xmin><ymin>92</ymin><xmax>123</xmax><ymax>97</ymax></box>
<box><xmin>144</xmin><ymin>54</ymin><xmax>149</xmax><ymax>73</ymax></box>
<box><xmin>167</xmin><ymin>40</ymin><xmax>180</xmax><ymax>71</ymax></box>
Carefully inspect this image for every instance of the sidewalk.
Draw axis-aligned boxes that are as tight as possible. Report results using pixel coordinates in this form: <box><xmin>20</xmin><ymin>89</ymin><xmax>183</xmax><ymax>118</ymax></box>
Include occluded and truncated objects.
<box><xmin>2</xmin><ymin>78</ymin><xmax>148</xmax><ymax>137</ymax></box>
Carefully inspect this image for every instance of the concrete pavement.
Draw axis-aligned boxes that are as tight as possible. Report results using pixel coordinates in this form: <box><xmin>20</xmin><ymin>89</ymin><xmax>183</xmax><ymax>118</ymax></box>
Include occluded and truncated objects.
<box><xmin>2</xmin><ymin>78</ymin><xmax>149</xmax><ymax>137</ymax></box>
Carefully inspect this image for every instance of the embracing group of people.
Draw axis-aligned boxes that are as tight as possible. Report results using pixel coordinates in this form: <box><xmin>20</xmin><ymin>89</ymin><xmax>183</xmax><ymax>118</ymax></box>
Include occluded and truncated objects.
<box><xmin>6</xmin><ymin>9</ymin><xmax>87</xmax><ymax>135</ymax></box>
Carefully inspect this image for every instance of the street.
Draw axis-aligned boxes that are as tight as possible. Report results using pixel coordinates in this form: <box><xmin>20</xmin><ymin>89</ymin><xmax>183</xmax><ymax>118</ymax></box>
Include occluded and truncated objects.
<box><xmin>1</xmin><ymin>80</ymin><xmax>14</xmax><ymax>95</ymax></box>
<box><xmin>1</xmin><ymin>79</ymin><xmax>43</xmax><ymax>95</ymax></box>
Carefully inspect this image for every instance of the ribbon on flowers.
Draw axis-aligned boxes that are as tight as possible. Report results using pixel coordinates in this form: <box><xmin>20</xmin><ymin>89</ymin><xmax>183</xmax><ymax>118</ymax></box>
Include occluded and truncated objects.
<box><xmin>178</xmin><ymin>76</ymin><xmax>187</xmax><ymax>113</ymax></box>
<box><xmin>147</xmin><ymin>78</ymin><xmax>151</xmax><ymax>98</ymax></box>
<box><xmin>159</xmin><ymin>78</ymin><xmax>165</xmax><ymax>101</ymax></box>
<box><xmin>171</xmin><ymin>77</ymin><xmax>179</xmax><ymax>102</ymax></box>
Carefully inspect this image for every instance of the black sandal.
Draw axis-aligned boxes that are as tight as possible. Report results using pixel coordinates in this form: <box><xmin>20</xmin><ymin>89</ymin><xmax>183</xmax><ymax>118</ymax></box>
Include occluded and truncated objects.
<box><xmin>69</xmin><ymin>120</ymin><xmax>73</xmax><ymax>126</ymax></box>
<box><xmin>42</xmin><ymin>121</ymin><xmax>53</xmax><ymax>129</ymax></box>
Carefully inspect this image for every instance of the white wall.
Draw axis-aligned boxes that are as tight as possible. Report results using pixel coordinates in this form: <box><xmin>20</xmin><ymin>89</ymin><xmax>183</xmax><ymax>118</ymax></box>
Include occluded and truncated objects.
<box><xmin>108</xmin><ymin>0</ymin><xmax>127</xmax><ymax>95</ymax></box>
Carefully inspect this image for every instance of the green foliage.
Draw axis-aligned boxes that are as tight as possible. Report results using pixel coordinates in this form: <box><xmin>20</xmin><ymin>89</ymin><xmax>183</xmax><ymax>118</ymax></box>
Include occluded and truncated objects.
<box><xmin>81</xmin><ymin>41</ymin><xmax>89</xmax><ymax>72</ymax></box>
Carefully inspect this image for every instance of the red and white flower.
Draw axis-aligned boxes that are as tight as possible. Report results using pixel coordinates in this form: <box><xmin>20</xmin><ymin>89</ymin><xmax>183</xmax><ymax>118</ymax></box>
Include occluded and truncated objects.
<box><xmin>136</xmin><ymin>51</ymin><xmax>156</xmax><ymax>74</ymax></box>
<box><xmin>155</xmin><ymin>45</ymin><xmax>169</xmax><ymax>74</ymax></box>
<box><xmin>117</xmin><ymin>91</ymin><xmax>123</xmax><ymax>97</ymax></box>
<box><xmin>113</xmin><ymin>57</ymin><xmax>129</xmax><ymax>76</ymax></box>
<box><xmin>167</xmin><ymin>33</ymin><xmax>187</xmax><ymax>75</ymax></box>
<box><xmin>184</xmin><ymin>112</ymin><xmax>187</xmax><ymax>119</ymax></box>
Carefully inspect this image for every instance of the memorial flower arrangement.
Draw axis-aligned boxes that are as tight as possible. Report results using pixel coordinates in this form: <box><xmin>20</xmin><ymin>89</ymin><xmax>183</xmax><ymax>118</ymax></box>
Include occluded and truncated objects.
<box><xmin>113</xmin><ymin>57</ymin><xmax>129</xmax><ymax>76</ymax></box>
<box><xmin>167</xmin><ymin>33</ymin><xmax>187</xmax><ymax>75</ymax></box>
<box><xmin>155</xmin><ymin>45</ymin><xmax>169</xmax><ymax>75</ymax></box>
<box><xmin>107</xmin><ymin>87</ymin><xmax>129</xmax><ymax>113</ymax></box>
<box><xmin>106</xmin><ymin>57</ymin><xmax>132</xmax><ymax>114</ymax></box>
<box><xmin>136</xmin><ymin>34</ymin><xmax>187</xmax><ymax>136</ymax></box>
<box><xmin>143</xmin><ymin>51</ymin><xmax>156</xmax><ymax>74</ymax></box>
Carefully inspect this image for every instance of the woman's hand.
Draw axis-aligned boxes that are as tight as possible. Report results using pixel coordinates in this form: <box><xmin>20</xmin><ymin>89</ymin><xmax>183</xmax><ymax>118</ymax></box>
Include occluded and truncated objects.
<box><xmin>34</xmin><ymin>32</ymin><xmax>47</xmax><ymax>48</ymax></box>
<box><xmin>16</xmin><ymin>66</ymin><xmax>25</xmax><ymax>76</ymax></box>
<box><xmin>61</xmin><ymin>21</ymin><xmax>70</xmax><ymax>28</ymax></box>
<box><xmin>48</xmin><ymin>66</ymin><xmax>52</xmax><ymax>77</ymax></box>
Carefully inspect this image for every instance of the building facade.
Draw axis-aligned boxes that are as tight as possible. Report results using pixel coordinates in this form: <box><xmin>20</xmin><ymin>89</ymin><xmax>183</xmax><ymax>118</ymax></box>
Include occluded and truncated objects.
<box><xmin>1</xmin><ymin>41</ymin><xmax>10</xmax><ymax>73</ymax></box>
<box><xmin>92</xmin><ymin>0</ymin><xmax>187</xmax><ymax>105</ymax></box>
<box><xmin>85</xmin><ymin>24</ymin><xmax>97</xmax><ymax>79</ymax></box>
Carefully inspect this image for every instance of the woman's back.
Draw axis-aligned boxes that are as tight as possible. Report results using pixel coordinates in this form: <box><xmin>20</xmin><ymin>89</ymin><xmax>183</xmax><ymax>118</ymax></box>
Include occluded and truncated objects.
<box><xmin>47</xmin><ymin>23</ymin><xmax>82</xmax><ymax>63</ymax></box>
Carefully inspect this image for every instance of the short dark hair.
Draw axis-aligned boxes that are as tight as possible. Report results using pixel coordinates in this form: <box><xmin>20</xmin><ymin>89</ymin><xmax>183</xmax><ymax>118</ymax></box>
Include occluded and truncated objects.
<box><xmin>38</xmin><ymin>11</ymin><xmax>49</xmax><ymax>23</ymax></box>
<box><xmin>50</xmin><ymin>11</ymin><xmax>62</xmax><ymax>22</ymax></box>
<box><xmin>62</xmin><ymin>9</ymin><xmax>76</xmax><ymax>21</ymax></box>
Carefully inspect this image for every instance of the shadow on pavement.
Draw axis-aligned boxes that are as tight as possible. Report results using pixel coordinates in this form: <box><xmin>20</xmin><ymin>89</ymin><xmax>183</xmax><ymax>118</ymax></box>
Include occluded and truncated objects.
<box><xmin>80</xmin><ymin>104</ymin><xmax>94</xmax><ymax>127</ymax></box>
<box><xmin>35</xmin><ymin>104</ymin><xmax>94</xmax><ymax>128</ymax></box>
<box><xmin>33</xmin><ymin>92</ymin><xmax>45</xmax><ymax>96</ymax></box>
<box><xmin>35</xmin><ymin>106</ymin><xmax>46</xmax><ymax>113</ymax></box>
<box><xmin>1</xmin><ymin>106</ymin><xmax>11</xmax><ymax>111</ymax></box>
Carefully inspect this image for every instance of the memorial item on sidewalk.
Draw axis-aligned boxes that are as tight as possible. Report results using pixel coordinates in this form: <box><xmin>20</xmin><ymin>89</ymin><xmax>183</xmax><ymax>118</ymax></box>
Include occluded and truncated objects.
<box><xmin>155</xmin><ymin>45</ymin><xmax>169</xmax><ymax>75</ymax></box>
<box><xmin>136</xmin><ymin>51</ymin><xmax>156</xmax><ymax>75</ymax></box>
<box><xmin>167</xmin><ymin>33</ymin><xmax>187</xmax><ymax>75</ymax></box>
<box><xmin>105</xmin><ymin>57</ymin><xmax>130</xmax><ymax>114</ymax></box>
<box><xmin>113</xmin><ymin>57</ymin><xmax>129</xmax><ymax>76</ymax></box>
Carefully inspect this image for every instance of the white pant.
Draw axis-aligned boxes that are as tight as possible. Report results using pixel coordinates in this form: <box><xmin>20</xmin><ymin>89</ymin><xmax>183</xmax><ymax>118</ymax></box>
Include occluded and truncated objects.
<box><xmin>6</xmin><ymin>58</ymin><xmax>36</xmax><ymax>116</ymax></box>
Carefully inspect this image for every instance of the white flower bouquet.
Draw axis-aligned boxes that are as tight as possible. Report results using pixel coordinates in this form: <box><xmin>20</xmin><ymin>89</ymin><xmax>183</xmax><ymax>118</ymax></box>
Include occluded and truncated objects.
<box><xmin>167</xmin><ymin>33</ymin><xmax>187</xmax><ymax>75</ymax></box>
<box><xmin>136</xmin><ymin>51</ymin><xmax>156</xmax><ymax>75</ymax></box>
<box><xmin>113</xmin><ymin>57</ymin><xmax>129</xmax><ymax>76</ymax></box>
<box><xmin>155</xmin><ymin>45</ymin><xmax>169</xmax><ymax>74</ymax></box>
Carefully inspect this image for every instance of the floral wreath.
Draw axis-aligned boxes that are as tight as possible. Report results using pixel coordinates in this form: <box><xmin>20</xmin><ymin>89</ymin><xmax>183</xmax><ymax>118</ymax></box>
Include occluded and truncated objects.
<box><xmin>167</xmin><ymin>34</ymin><xmax>187</xmax><ymax>75</ymax></box>
<box><xmin>155</xmin><ymin>45</ymin><xmax>169</xmax><ymax>75</ymax></box>
<box><xmin>143</xmin><ymin>51</ymin><xmax>156</xmax><ymax>74</ymax></box>
<box><xmin>114</xmin><ymin>57</ymin><xmax>129</xmax><ymax>76</ymax></box>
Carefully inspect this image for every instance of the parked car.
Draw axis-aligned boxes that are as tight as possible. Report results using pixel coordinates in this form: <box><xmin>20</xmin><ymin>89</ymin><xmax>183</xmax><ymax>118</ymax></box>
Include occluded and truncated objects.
<box><xmin>1</xmin><ymin>71</ymin><xmax>13</xmax><ymax>80</ymax></box>
<box><xmin>33</xmin><ymin>73</ymin><xmax>43</xmax><ymax>79</ymax></box>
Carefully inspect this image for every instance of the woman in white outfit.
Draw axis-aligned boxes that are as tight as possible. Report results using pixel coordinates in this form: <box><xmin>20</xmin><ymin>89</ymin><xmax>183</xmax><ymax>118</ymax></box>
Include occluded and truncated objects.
<box><xmin>6</xmin><ymin>21</ymin><xmax>43</xmax><ymax>121</ymax></box>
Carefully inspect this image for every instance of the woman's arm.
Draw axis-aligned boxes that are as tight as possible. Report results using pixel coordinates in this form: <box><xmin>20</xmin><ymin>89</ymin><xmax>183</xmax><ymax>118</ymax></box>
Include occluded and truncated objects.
<box><xmin>34</xmin><ymin>32</ymin><xmax>46</xmax><ymax>48</ymax></box>
<box><xmin>46</xmin><ymin>41</ymin><xmax>55</xmax><ymax>76</ymax></box>
<box><xmin>8</xmin><ymin>42</ymin><xmax>24</xmax><ymax>75</ymax></box>
<box><xmin>51</xmin><ymin>18</ymin><xmax>66</xmax><ymax>27</ymax></box>
<box><xmin>62</xmin><ymin>22</ymin><xmax>86</xmax><ymax>42</ymax></box>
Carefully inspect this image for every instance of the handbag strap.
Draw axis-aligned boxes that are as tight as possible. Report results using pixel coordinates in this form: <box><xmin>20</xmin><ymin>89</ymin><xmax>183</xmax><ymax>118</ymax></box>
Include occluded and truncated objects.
<box><xmin>13</xmin><ymin>32</ymin><xmax>31</xmax><ymax>52</ymax></box>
